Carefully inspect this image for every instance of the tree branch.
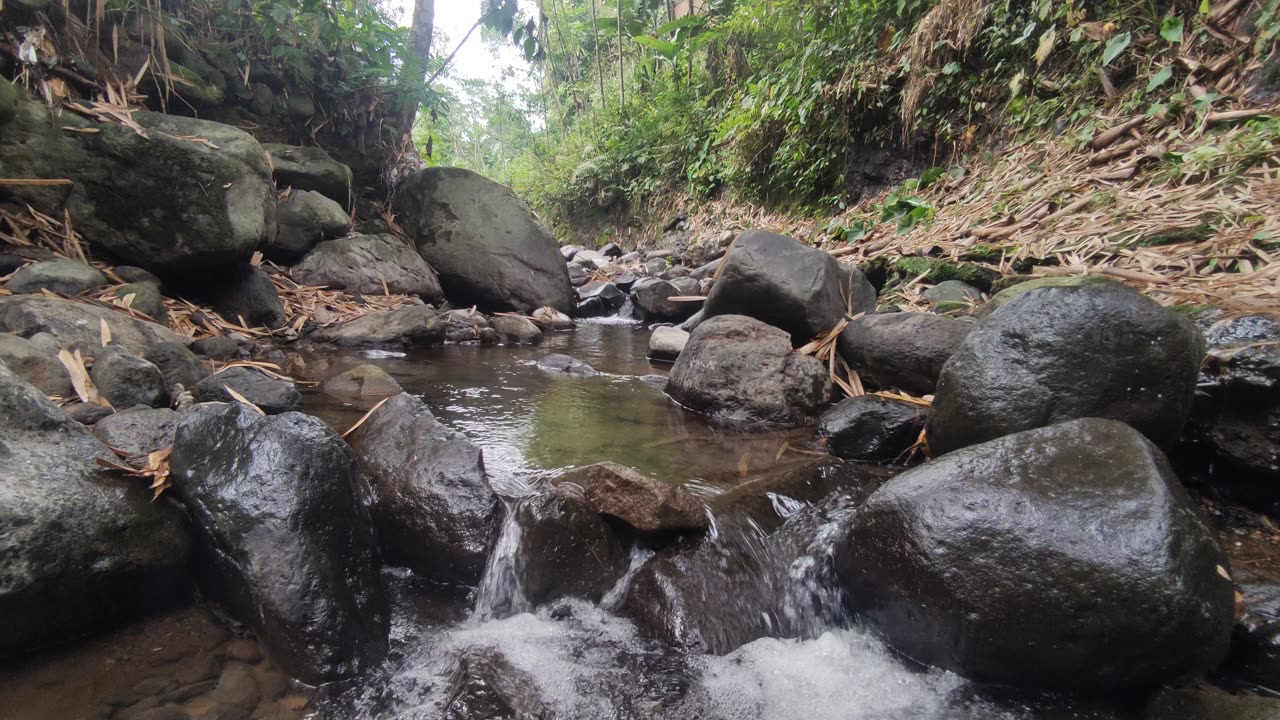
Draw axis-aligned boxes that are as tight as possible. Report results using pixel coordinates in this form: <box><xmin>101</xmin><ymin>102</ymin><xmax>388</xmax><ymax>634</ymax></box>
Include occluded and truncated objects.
<box><xmin>424</xmin><ymin>11</ymin><xmax>493</xmax><ymax>88</ymax></box>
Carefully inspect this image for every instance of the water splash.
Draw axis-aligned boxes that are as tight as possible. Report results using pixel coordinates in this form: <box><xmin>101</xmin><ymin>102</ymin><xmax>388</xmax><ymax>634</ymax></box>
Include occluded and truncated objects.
<box><xmin>471</xmin><ymin>502</ymin><xmax>531</xmax><ymax>621</ymax></box>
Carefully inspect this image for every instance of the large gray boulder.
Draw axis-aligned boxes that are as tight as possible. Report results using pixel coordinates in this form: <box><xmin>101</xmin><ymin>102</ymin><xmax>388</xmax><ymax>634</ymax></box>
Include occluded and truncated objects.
<box><xmin>170</xmin><ymin>403</ymin><xmax>387</xmax><ymax>683</ymax></box>
<box><xmin>292</xmin><ymin>233</ymin><xmax>444</xmax><ymax>302</ymax></box>
<box><xmin>0</xmin><ymin>101</ymin><xmax>274</xmax><ymax>274</ymax></box>
<box><xmin>312</xmin><ymin>306</ymin><xmax>444</xmax><ymax>348</ymax></box>
<box><xmin>927</xmin><ymin>280</ymin><xmax>1203</xmax><ymax>455</ymax></box>
<box><xmin>262</xmin><ymin>144</ymin><xmax>353</xmax><ymax>208</ymax></box>
<box><xmin>393</xmin><ymin>168</ymin><xmax>574</xmax><ymax>314</ymax></box>
<box><xmin>0</xmin><ymin>296</ymin><xmax>187</xmax><ymax>355</ymax></box>
<box><xmin>835</xmin><ymin>418</ymin><xmax>1234</xmax><ymax>690</ymax></box>
<box><xmin>668</xmin><ymin>315</ymin><xmax>830</xmax><ymax>427</ymax></box>
<box><xmin>346</xmin><ymin>393</ymin><xmax>500</xmax><ymax>586</ymax></box>
<box><xmin>631</xmin><ymin>278</ymin><xmax>698</xmax><ymax>322</ymax></box>
<box><xmin>4</xmin><ymin>259</ymin><xmax>107</xmax><ymax>296</ymax></box>
<box><xmin>702</xmin><ymin>230</ymin><xmax>876</xmax><ymax>345</ymax></box>
<box><xmin>265</xmin><ymin>190</ymin><xmax>352</xmax><ymax>264</ymax></box>
<box><xmin>836</xmin><ymin>312</ymin><xmax>973</xmax><ymax>395</ymax></box>
<box><xmin>0</xmin><ymin>363</ymin><xmax>190</xmax><ymax>661</ymax></box>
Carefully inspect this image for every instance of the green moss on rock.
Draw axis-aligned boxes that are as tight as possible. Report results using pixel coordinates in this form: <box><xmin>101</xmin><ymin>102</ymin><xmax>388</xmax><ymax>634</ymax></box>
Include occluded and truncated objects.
<box><xmin>894</xmin><ymin>257</ymin><xmax>1000</xmax><ymax>292</ymax></box>
<box><xmin>979</xmin><ymin>275</ymin><xmax>1117</xmax><ymax>317</ymax></box>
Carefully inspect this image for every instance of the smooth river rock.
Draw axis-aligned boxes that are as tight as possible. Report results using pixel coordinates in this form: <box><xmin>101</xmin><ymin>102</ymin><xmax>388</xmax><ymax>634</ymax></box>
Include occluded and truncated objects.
<box><xmin>836</xmin><ymin>312</ymin><xmax>973</xmax><ymax>395</ymax></box>
<box><xmin>0</xmin><ymin>296</ymin><xmax>187</xmax><ymax>355</ymax></box>
<box><xmin>817</xmin><ymin>395</ymin><xmax>926</xmax><ymax>463</ymax></box>
<box><xmin>291</xmin><ymin>233</ymin><xmax>444</xmax><ymax>302</ymax></box>
<box><xmin>550</xmin><ymin>462</ymin><xmax>705</xmax><ymax>533</ymax></box>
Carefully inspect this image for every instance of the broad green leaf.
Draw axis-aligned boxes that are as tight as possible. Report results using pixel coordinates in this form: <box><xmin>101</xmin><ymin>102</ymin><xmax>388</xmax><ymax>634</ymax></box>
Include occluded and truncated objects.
<box><xmin>1102</xmin><ymin>32</ymin><xmax>1131</xmax><ymax>66</ymax></box>
<box><xmin>1035</xmin><ymin>27</ymin><xmax>1057</xmax><ymax>67</ymax></box>
<box><xmin>1200</xmin><ymin>0</ymin><xmax>1210</xmax><ymax>14</ymax></box>
<box><xmin>1161</xmin><ymin>17</ymin><xmax>1184</xmax><ymax>44</ymax></box>
<box><xmin>1147</xmin><ymin>66</ymin><xmax>1174</xmax><ymax>92</ymax></box>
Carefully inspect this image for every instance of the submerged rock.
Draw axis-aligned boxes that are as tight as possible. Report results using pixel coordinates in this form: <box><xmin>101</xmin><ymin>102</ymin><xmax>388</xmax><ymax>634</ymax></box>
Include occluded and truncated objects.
<box><xmin>927</xmin><ymin>280</ymin><xmax>1203</xmax><ymax>455</ymax></box>
<box><xmin>537</xmin><ymin>353</ymin><xmax>597</xmax><ymax>377</ymax></box>
<box><xmin>192</xmin><ymin>366</ymin><xmax>301</xmax><ymax>414</ymax></box>
<box><xmin>0</xmin><ymin>102</ymin><xmax>274</xmax><ymax>274</ymax></box>
<box><xmin>0</xmin><ymin>363</ymin><xmax>190</xmax><ymax>661</ymax></box>
<box><xmin>394</xmin><ymin>168</ymin><xmax>574</xmax><ymax>313</ymax></box>
<box><xmin>0</xmin><ymin>296</ymin><xmax>186</xmax><ymax>355</ymax></box>
<box><xmin>550</xmin><ymin>462</ymin><xmax>705</xmax><ymax>533</ymax></box>
<box><xmin>647</xmin><ymin>326</ymin><xmax>689</xmax><ymax>363</ymax></box>
<box><xmin>321</xmin><ymin>364</ymin><xmax>403</xmax><ymax>400</ymax></box>
<box><xmin>291</xmin><ymin>233</ymin><xmax>444</xmax><ymax>302</ymax></box>
<box><xmin>817</xmin><ymin>395</ymin><xmax>926</xmax><ymax>463</ymax></box>
<box><xmin>170</xmin><ymin>403</ymin><xmax>387</xmax><ymax>683</ymax></box>
<box><xmin>836</xmin><ymin>312</ymin><xmax>972</xmax><ymax>395</ymax></box>
<box><xmin>512</xmin><ymin>489</ymin><xmax>629</xmax><ymax>606</ymax></box>
<box><xmin>702</xmin><ymin>230</ymin><xmax>876</xmax><ymax>346</ymax></box>
<box><xmin>668</xmin><ymin>315</ymin><xmax>830</xmax><ymax>427</ymax></box>
<box><xmin>836</xmin><ymin>418</ymin><xmax>1234</xmax><ymax>690</ymax></box>
<box><xmin>4</xmin><ymin>259</ymin><xmax>107</xmax><ymax>296</ymax></box>
<box><xmin>312</xmin><ymin>306</ymin><xmax>445</xmax><ymax>348</ymax></box>
<box><xmin>346</xmin><ymin>393</ymin><xmax>499</xmax><ymax>585</ymax></box>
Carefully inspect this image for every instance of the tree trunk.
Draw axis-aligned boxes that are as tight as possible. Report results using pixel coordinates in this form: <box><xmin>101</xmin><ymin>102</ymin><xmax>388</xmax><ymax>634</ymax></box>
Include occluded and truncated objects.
<box><xmin>616</xmin><ymin>0</ymin><xmax>625</xmax><ymax>116</ymax></box>
<box><xmin>590</xmin><ymin>0</ymin><xmax>605</xmax><ymax>109</ymax></box>
<box><xmin>401</xmin><ymin>0</ymin><xmax>436</xmax><ymax>133</ymax></box>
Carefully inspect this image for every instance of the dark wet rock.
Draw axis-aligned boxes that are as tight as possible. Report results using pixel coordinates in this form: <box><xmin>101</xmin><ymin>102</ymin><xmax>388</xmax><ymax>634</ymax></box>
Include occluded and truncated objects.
<box><xmin>443</xmin><ymin>308</ymin><xmax>495</xmax><ymax>344</ymax></box>
<box><xmin>144</xmin><ymin>342</ymin><xmax>210</xmax><ymax>391</ymax></box>
<box><xmin>706</xmin><ymin>459</ymin><xmax>892</xmax><ymax>533</ymax></box>
<box><xmin>291</xmin><ymin>233</ymin><xmax>444</xmax><ymax>302</ymax></box>
<box><xmin>643</xmin><ymin>258</ymin><xmax>667</xmax><ymax>276</ymax></box>
<box><xmin>668</xmin><ymin>315</ymin><xmax>830</xmax><ymax>427</ymax></box>
<box><xmin>0</xmin><ymin>332</ymin><xmax>73</xmax><ymax>396</ymax></box>
<box><xmin>192</xmin><ymin>367</ymin><xmax>301</xmax><ymax>414</ymax></box>
<box><xmin>531</xmin><ymin>307</ymin><xmax>575</xmax><ymax>331</ymax></box>
<box><xmin>922</xmin><ymin>280</ymin><xmax>982</xmax><ymax>311</ymax></box>
<box><xmin>442</xmin><ymin>647</ymin><xmax>554</xmax><ymax>720</ymax></box>
<box><xmin>690</xmin><ymin>259</ymin><xmax>722</xmax><ymax>280</ymax></box>
<box><xmin>0</xmin><ymin>363</ymin><xmax>190</xmax><ymax>661</ymax></box>
<box><xmin>818</xmin><ymin>396</ymin><xmax>927</xmax><ymax>463</ymax></box>
<box><xmin>209</xmin><ymin>265</ymin><xmax>287</xmax><ymax>330</ymax></box>
<box><xmin>631</xmin><ymin>278</ymin><xmax>697</xmax><ymax>322</ymax></box>
<box><xmin>702</xmin><ymin>230</ymin><xmax>876</xmax><ymax>346</ymax></box>
<box><xmin>1224</xmin><ymin>569</ymin><xmax>1280</xmax><ymax>690</ymax></box>
<box><xmin>0</xmin><ymin>103</ymin><xmax>274</xmax><ymax>274</ymax></box>
<box><xmin>977</xmin><ymin>275</ymin><xmax>1113</xmax><ymax>318</ymax></box>
<box><xmin>613</xmin><ymin>271</ymin><xmax>640</xmax><ymax>292</ymax></box>
<box><xmin>91</xmin><ymin>346</ymin><xmax>170</xmax><ymax>409</ymax></box>
<box><xmin>550</xmin><ymin>462</ymin><xmax>705</xmax><ymax>533</ymax></box>
<box><xmin>567</xmin><ymin>264</ymin><xmax>590</xmax><ymax>287</ymax></box>
<box><xmin>576</xmin><ymin>282</ymin><xmax>626</xmax><ymax>316</ymax></box>
<box><xmin>394</xmin><ymin>168</ymin><xmax>575</xmax><ymax>313</ymax></box>
<box><xmin>4</xmin><ymin>259</ymin><xmax>108</xmax><ymax>295</ymax></box>
<box><xmin>321</xmin><ymin>364</ymin><xmax>403</xmax><ymax>400</ymax></box>
<box><xmin>0</xmin><ymin>254</ymin><xmax>24</xmax><ymax>275</ymax></box>
<box><xmin>927</xmin><ymin>280</ymin><xmax>1203</xmax><ymax>455</ymax></box>
<box><xmin>513</xmin><ymin>489</ymin><xmax>629</xmax><ymax>605</ymax></box>
<box><xmin>347</xmin><ymin>393</ymin><xmax>499</xmax><ymax>585</ymax></box>
<box><xmin>601</xmin><ymin>243</ymin><xmax>624</xmax><ymax>259</ymax></box>
<box><xmin>115</xmin><ymin>266</ymin><xmax>163</xmax><ymax>287</ymax></box>
<box><xmin>1184</xmin><ymin>315</ymin><xmax>1280</xmax><ymax>516</ymax></box>
<box><xmin>669</xmin><ymin>276</ymin><xmax>702</xmax><ymax>298</ymax></box>
<box><xmin>312</xmin><ymin>306</ymin><xmax>444</xmax><ymax>348</ymax></box>
<box><xmin>169</xmin><ymin>403</ymin><xmax>387</xmax><ymax>683</ymax></box>
<box><xmin>836</xmin><ymin>418</ymin><xmax>1235</xmax><ymax>690</ymax></box>
<box><xmin>659</xmin><ymin>265</ymin><xmax>690</xmax><ymax>280</ymax></box>
<box><xmin>266</xmin><ymin>189</ymin><xmax>351</xmax><ymax>263</ymax></box>
<box><xmin>114</xmin><ymin>282</ymin><xmax>167</xmax><ymax>323</ymax></box>
<box><xmin>190</xmin><ymin>335</ymin><xmax>240</xmax><ymax>361</ymax></box>
<box><xmin>491</xmin><ymin>315</ymin><xmax>543</xmax><ymax>345</ymax></box>
<box><xmin>680</xmin><ymin>309</ymin><xmax>705</xmax><ymax>332</ymax></box>
<box><xmin>647</xmin><ymin>326</ymin><xmax>689</xmax><ymax>362</ymax></box>
<box><xmin>94</xmin><ymin>407</ymin><xmax>177</xmax><ymax>463</ymax></box>
<box><xmin>836</xmin><ymin>312</ymin><xmax>973</xmax><ymax>395</ymax></box>
<box><xmin>65</xmin><ymin>401</ymin><xmax>114</xmax><ymax>425</ymax></box>
<box><xmin>0</xmin><ymin>296</ymin><xmax>186</xmax><ymax>355</ymax></box>
<box><xmin>1144</xmin><ymin>684</ymin><xmax>1280</xmax><ymax>720</ymax></box>
<box><xmin>537</xmin><ymin>353</ymin><xmax>597</xmax><ymax>377</ymax></box>
<box><xmin>262</xmin><ymin>144</ymin><xmax>352</xmax><ymax>208</ymax></box>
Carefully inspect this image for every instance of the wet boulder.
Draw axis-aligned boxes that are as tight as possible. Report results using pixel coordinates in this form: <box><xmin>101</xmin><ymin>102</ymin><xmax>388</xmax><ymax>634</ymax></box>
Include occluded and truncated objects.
<box><xmin>169</xmin><ymin>403</ymin><xmax>387</xmax><ymax>683</ymax></box>
<box><xmin>576</xmin><ymin>281</ymin><xmax>626</xmax><ymax>317</ymax></box>
<box><xmin>817</xmin><ymin>395</ymin><xmax>926</xmax><ymax>463</ymax></box>
<box><xmin>1224</xmin><ymin>569</ymin><xmax>1280</xmax><ymax>690</ymax></box>
<box><xmin>265</xmin><ymin>189</ymin><xmax>352</xmax><ymax>264</ymax></box>
<box><xmin>550</xmin><ymin>462</ymin><xmax>705</xmax><ymax>533</ymax></box>
<box><xmin>346</xmin><ymin>393</ymin><xmax>500</xmax><ymax>585</ymax></box>
<box><xmin>927</xmin><ymin>280</ymin><xmax>1203</xmax><ymax>455</ymax></box>
<box><xmin>192</xmin><ymin>367</ymin><xmax>301</xmax><ymax>414</ymax></box>
<box><xmin>512</xmin><ymin>489</ymin><xmax>629</xmax><ymax>606</ymax></box>
<box><xmin>835</xmin><ymin>418</ymin><xmax>1235</xmax><ymax>690</ymax></box>
<box><xmin>94</xmin><ymin>407</ymin><xmax>177</xmax><ymax>463</ymax></box>
<box><xmin>321</xmin><ymin>364</ymin><xmax>402</xmax><ymax>401</ymax></box>
<box><xmin>0</xmin><ymin>102</ymin><xmax>274</xmax><ymax>274</ymax></box>
<box><xmin>291</xmin><ymin>233</ymin><xmax>444</xmax><ymax>302</ymax></box>
<box><xmin>0</xmin><ymin>332</ymin><xmax>73</xmax><ymax>396</ymax></box>
<box><xmin>0</xmin><ymin>363</ymin><xmax>190</xmax><ymax>661</ymax></box>
<box><xmin>394</xmin><ymin>168</ymin><xmax>574</xmax><ymax>314</ymax></box>
<box><xmin>312</xmin><ymin>306</ymin><xmax>445</xmax><ymax>348</ymax></box>
<box><xmin>631</xmin><ymin>278</ymin><xmax>697</xmax><ymax>322</ymax></box>
<box><xmin>262</xmin><ymin>144</ymin><xmax>353</xmax><ymax>208</ymax></box>
<box><xmin>491</xmin><ymin>315</ymin><xmax>543</xmax><ymax>345</ymax></box>
<box><xmin>647</xmin><ymin>326</ymin><xmax>689</xmax><ymax>362</ymax></box>
<box><xmin>144</xmin><ymin>342</ymin><xmax>211</xmax><ymax>392</ymax></box>
<box><xmin>443</xmin><ymin>308</ymin><xmax>497</xmax><ymax>344</ymax></box>
<box><xmin>91</xmin><ymin>346</ymin><xmax>170</xmax><ymax>409</ymax></box>
<box><xmin>537</xmin><ymin>353</ymin><xmax>597</xmax><ymax>377</ymax></box>
<box><xmin>668</xmin><ymin>315</ymin><xmax>830</xmax><ymax>427</ymax></box>
<box><xmin>702</xmin><ymin>230</ymin><xmax>876</xmax><ymax>346</ymax></box>
<box><xmin>836</xmin><ymin>312</ymin><xmax>972</xmax><ymax>395</ymax></box>
<box><xmin>4</xmin><ymin>259</ymin><xmax>107</xmax><ymax>295</ymax></box>
<box><xmin>567</xmin><ymin>264</ymin><xmax>590</xmax><ymax>287</ymax></box>
<box><xmin>0</xmin><ymin>296</ymin><xmax>186</xmax><ymax>355</ymax></box>
<box><xmin>531</xmin><ymin>307</ymin><xmax>575</xmax><ymax>331</ymax></box>
<box><xmin>208</xmin><ymin>265</ymin><xmax>287</xmax><ymax>330</ymax></box>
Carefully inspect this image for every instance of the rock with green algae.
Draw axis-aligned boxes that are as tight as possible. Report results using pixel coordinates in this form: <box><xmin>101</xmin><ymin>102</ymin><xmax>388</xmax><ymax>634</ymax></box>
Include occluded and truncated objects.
<box><xmin>893</xmin><ymin>257</ymin><xmax>999</xmax><ymax>291</ymax></box>
<box><xmin>977</xmin><ymin>274</ymin><xmax>1114</xmax><ymax>317</ymax></box>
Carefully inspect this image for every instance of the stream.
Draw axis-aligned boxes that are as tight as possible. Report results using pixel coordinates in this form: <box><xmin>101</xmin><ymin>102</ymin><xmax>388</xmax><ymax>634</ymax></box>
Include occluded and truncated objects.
<box><xmin>0</xmin><ymin>321</ymin><xmax>1239</xmax><ymax>719</ymax></box>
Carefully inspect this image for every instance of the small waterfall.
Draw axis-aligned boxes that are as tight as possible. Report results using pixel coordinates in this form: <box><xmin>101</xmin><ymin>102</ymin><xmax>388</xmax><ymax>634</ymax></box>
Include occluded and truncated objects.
<box><xmin>472</xmin><ymin>500</ymin><xmax>532</xmax><ymax>621</ymax></box>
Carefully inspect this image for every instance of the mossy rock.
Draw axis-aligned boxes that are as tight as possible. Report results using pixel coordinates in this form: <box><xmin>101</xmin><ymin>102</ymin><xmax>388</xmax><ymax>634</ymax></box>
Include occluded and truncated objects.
<box><xmin>286</xmin><ymin>94</ymin><xmax>316</xmax><ymax>120</ymax></box>
<box><xmin>894</xmin><ymin>257</ymin><xmax>1000</xmax><ymax>292</ymax></box>
<box><xmin>115</xmin><ymin>282</ymin><xmax>167</xmax><ymax>323</ymax></box>
<box><xmin>168</xmin><ymin>62</ymin><xmax>225</xmax><ymax>106</ymax></box>
<box><xmin>0</xmin><ymin>76</ymin><xmax>16</xmax><ymax>126</ymax></box>
<box><xmin>977</xmin><ymin>275</ymin><xmax>1116</xmax><ymax>317</ymax></box>
<box><xmin>990</xmin><ymin>274</ymin><xmax>1037</xmax><ymax>294</ymax></box>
